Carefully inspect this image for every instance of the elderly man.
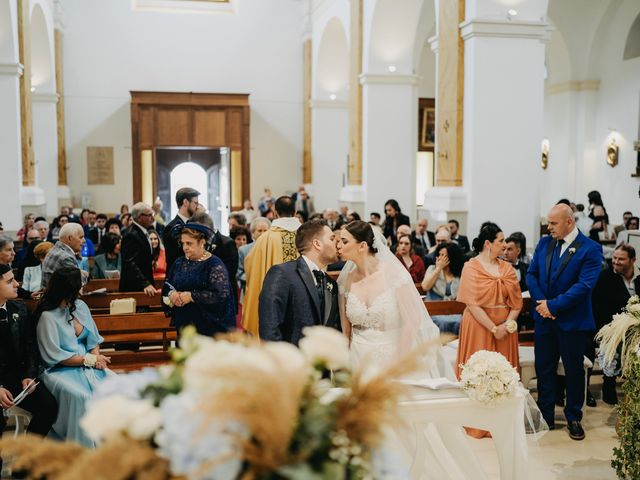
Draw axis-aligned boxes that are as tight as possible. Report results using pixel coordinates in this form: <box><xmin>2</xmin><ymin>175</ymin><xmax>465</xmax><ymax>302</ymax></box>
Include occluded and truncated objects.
<box><xmin>34</xmin><ymin>220</ymin><xmax>50</xmax><ymax>241</ymax></box>
<box><xmin>527</xmin><ymin>203</ymin><xmax>602</xmax><ymax>440</ymax></box>
<box><xmin>40</xmin><ymin>223</ymin><xmax>85</xmax><ymax>289</ymax></box>
<box><xmin>120</xmin><ymin>202</ymin><xmax>158</xmax><ymax>296</ymax></box>
<box><xmin>0</xmin><ymin>235</ymin><xmax>16</xmax><ymax>267</ymax></box>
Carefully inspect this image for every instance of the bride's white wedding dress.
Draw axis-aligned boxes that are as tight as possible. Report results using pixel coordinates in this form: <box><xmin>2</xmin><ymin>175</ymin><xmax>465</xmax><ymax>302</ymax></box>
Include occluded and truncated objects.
<box><xmin>339</xmin><ymin>236</ymin><xmax>486</xmax><ymax>480</ymax></box>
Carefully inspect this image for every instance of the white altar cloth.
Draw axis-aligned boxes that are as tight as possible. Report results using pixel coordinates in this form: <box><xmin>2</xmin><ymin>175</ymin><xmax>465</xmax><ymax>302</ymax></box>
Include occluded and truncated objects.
<box><xmin>398</xmin><ymin>386</ymin><xmax>528</xmax><ymax>480</ymax></box>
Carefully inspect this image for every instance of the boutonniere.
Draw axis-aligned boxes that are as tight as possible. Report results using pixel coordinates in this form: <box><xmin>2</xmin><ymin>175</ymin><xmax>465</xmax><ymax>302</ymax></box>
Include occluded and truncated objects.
<box><xmin>568</xmin><ymin>247</ymin><xmax>577</xmax><ymax>255</ymax></box>
<box><xmin>12</xmin><ymin>313</ymin><xmax>19</xmax><ymax>322</ymax></box>
<box><xmin>326</xmin><ymin>283</ymin><xmax>333</xmax><ymax>293</ymax></box>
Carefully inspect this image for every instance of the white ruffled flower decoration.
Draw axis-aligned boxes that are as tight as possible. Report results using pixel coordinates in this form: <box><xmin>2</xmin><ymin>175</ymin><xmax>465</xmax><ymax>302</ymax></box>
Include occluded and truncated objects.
<box><xmin>299</xmin><ymin>326</ymin><xmax>351</xmax><ymax>371</ymax></box>
<box><xmin>459</xmin><ymin>350</ymin><xmax>519</xmax><ymax>406</ymax></box>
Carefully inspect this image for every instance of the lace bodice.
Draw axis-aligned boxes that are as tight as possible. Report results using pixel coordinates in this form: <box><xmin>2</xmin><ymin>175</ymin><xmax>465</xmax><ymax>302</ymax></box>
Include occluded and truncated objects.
<box><xmin>346</xmin><ymin>289</ymin><xmax>402</xmax><ymax>330</ymax></box>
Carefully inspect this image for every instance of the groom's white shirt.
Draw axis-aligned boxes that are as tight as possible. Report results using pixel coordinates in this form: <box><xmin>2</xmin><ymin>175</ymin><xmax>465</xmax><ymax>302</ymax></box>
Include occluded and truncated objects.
<box><xmin>301</xmin><ymin>255</ymin><xmax>321</xmax><ymax>286</ymax></box>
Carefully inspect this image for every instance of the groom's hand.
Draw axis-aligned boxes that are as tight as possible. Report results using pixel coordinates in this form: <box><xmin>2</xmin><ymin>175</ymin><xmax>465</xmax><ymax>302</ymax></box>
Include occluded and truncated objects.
<box><xmin>536</xmin><ymin>300</ymin><xmax>555</xmax><ymax>319</ymax></box>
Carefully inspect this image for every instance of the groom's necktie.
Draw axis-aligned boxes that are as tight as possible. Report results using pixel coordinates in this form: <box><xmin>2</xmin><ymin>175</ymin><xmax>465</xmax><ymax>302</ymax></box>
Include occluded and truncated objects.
<box><xmin>312</xmin><ymin>270</ymin><xmax>326</xmax><ymax>321</ymax></box>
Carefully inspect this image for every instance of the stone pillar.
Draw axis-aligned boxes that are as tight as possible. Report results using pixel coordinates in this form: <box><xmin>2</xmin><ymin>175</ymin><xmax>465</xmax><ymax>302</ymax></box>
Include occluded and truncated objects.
<box><xmin>461</xmin><ymin>16</ymin><xmax>549</xmax><ymax>242</ymax></box>
<box><xmin>311</xmin><ymin>99</ymin><xmax>349</xmax><ymax>212</ymax></box>
<box><xmin>360</xmin><ymin>73</ymin><xmax>419</xmax><ymax>220</ymax></box>
<box><xmin>0</xmin><ymin>61</ymin><xmax>25</xmax><ymax>231</ymax></box>
<box><xmin>32</xmin><ymin>92</ymin><xmax>60</xmax><ymax>217</ymax></box>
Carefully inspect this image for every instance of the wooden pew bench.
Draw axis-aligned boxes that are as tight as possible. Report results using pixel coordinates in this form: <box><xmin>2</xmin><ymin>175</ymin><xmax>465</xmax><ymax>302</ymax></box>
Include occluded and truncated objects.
<box><xmin>83</xmin><ymin>278</ymin><xmax>164</xmax><ymax>294</ymax></box>
<box><xmin>23</xmin><ymin>291</ymin><xmax>163</xmax><ymax>315</ymax></box>
<box><xmin>93</xmin><ymin>312</ymin><xmax>175</xmax><ymax>372</ymax></box>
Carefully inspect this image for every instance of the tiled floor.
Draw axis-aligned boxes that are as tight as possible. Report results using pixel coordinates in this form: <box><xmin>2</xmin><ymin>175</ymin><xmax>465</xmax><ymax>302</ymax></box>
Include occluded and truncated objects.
<box><xmin>470</xmin><ymin>392</ymin><xmax>619</xmax><ymax>479</ymax></box>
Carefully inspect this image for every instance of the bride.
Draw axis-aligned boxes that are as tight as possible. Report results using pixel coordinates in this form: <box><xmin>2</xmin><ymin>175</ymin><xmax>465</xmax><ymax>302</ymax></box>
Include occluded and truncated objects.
<box><xmin>337</xmin><ymin>221</ymin><xmax>486</xmax><ymax>480</ymax></box>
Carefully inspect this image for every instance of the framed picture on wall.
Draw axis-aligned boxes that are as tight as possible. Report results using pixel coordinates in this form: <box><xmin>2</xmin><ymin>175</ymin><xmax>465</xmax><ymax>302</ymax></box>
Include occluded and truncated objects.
<box><xmin>418</xmin><ymin>98</ymin><xmax>435</xmax><ymax>152</ymax></box>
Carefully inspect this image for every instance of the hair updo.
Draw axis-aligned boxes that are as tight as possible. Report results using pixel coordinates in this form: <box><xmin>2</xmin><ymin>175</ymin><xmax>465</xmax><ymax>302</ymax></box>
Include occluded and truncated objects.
<box><xmin>471</xmin><ymin>221</ymin><xmax>502</xmax><ymax>254</ymax></box>
<box><xmin>344</xmin><ymin>220</ymin><xmax>378</xmax><ymax>254</ymax></box>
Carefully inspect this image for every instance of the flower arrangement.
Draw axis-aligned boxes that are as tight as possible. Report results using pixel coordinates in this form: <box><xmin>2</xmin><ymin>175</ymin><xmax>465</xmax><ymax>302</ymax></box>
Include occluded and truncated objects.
<box><xmin>1</xmin><ymin>326</ymin><xmax>431</xmax><ymax>480</ymax></box>
<box><xmin>459</xmin><ymin>350</ymin><xmax>519</xmax><ymax>406</ymax></box>
<box><xmin>595</xmin><ymin>295</ymin><xmax>640</xmax><ymax>479</ymax></box>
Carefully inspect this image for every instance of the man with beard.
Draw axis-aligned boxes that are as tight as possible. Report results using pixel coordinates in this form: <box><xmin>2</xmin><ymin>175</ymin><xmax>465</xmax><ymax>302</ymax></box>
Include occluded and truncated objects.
<box><xmin>163</xmin><ymin>187</ymin><xmax>200</xmax><ymax>271</ymax></box>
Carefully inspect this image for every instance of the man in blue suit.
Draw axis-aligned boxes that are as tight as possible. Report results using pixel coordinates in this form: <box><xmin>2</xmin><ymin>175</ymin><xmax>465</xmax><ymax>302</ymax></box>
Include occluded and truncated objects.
<box><xmin>259</xmin><ymin>220</ymin><xmax>341</xmax><ymax>345</ymax></box>
<box><xmin>527</xmin><ymin>203</ymin><xmax>602</xmax><ymax>440</ymax></box>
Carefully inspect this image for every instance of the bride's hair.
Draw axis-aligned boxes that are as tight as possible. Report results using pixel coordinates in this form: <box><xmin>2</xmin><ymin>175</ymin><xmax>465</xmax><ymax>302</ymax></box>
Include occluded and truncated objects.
<box><xmin>344</xmin><ymin>220</ymin><xmax>378</xmax><ymax>254</ymax></box>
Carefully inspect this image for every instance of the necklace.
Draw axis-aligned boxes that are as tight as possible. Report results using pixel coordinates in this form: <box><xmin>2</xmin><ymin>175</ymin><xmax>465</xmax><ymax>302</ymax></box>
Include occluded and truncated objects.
<box><xmin>189</xmin><ymin>251</ymin><xmax>209</xmax><ymax>262</ymax></box>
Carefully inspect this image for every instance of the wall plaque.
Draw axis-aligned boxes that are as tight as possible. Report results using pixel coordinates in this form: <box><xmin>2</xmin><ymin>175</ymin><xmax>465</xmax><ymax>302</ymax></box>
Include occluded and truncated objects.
<box><xmin>87</xmin><ymin>146</ymin><xmax>114</xmax><ymax>185</ymax></box>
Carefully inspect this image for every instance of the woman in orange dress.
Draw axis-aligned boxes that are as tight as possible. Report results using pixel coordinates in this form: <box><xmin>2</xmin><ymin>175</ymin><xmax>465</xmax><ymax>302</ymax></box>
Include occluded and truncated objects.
<box><xmin>455</xmin><ymin>222</ymin><xmax>523</xmax><ymax>438</ymax></box>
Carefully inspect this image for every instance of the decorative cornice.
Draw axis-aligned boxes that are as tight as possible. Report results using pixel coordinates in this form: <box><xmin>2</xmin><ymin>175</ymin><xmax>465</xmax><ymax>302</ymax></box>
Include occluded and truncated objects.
<box><xmin>309</xmin><ymin>99</ymin><xmax>348</xmax><ymax>109</ymax></box>
<box><xmin>0</xmin><ymin>62</ymin><xmax>24</xmax><ymax>77</ymax></box>
<box><xmin>53</xmin><ymin>0</ymin><xmax>65</xmax><ymax>31</ymax></box>
<box><xmin>32</xmin><ymin>92</ymin><xmax>60</xmax><ymax>103</ymax></box>
<box><xmin>545</xmin><ymin>80</ymin><xmax>600</xmax><ymax>95</ymax></box>
<box><xmin>460</xmin><ymin>18</ymin><xmax>550</xmax><ymax>41</ymax></box>
<box><xmin>359</xmin><ymin>73</ymin><xmax>421</xmax><ymax>86</ymax></box>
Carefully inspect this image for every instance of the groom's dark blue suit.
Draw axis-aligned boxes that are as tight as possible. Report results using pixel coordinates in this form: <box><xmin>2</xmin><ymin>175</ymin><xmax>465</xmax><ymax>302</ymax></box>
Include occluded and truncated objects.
<box><xmin>527</xmin><ymin>230</ymin><xmax>602</xmax><ymax>424</ymax></box>
<box><xmin>259</xmin><ymin>257</ymin><xmax>340</xmax><ymax>345</ymax></box>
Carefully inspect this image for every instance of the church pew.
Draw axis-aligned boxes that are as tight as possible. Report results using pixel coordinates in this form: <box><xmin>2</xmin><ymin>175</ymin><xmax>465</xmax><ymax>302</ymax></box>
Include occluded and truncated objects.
<box><xmin>83</xmin><ymin>277</ymin><xmax>164</xmax><ymax>294</ymax></box>
<box><xmin>22</xmin><ymin>291</ymin><xmax>163</xmax><ymax>313</ymax></box>
<box><xmin>93</xmin><ymin>312</ymin><xmax>174</xmax><ymax>372</ymax></box>
<box><xmin>424</xmin><ymin>298</ymin><xmax>533</xmax><ymax>344</ymax></box>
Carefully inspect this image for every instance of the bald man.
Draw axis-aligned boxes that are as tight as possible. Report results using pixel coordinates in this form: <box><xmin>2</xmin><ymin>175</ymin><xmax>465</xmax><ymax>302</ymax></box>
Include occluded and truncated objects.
<box><xmin>527</xmin><ymin>203</ymin><xmax>603</xmax><ymax>440</ymax></box>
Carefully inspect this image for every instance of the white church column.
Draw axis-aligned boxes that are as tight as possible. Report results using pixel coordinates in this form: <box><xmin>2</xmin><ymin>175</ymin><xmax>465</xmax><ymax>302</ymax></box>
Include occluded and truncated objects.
<box><xmin>0</xmin><ymin>62</ymin><xmax>25</xmax><ymax>231</ymax></box>
<box><xmin>360</xmin><ymin>73</ymin><xmax>418</xmax><ymax>220</ymax></box>
<box><xmin>461</xmin><ymin>8</ymin><xmax>549</xmax><ymax>242</ymax></box>
<box><xmin>311</xmin><ymin>100</ymin><xmax>349</xmax><ymax>211</ymax></box>
<box><xmin>32</xmin><ymin>91</ymin><xmax>59</xmax><ymax>217</ymax></box>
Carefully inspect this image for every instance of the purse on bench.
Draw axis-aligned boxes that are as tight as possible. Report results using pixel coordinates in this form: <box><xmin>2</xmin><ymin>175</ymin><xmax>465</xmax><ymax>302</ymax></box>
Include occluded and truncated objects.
<box><xmin>109</xmin><ymin>298</ymin><xmax>136</xmax><ymax>315</ymax></box>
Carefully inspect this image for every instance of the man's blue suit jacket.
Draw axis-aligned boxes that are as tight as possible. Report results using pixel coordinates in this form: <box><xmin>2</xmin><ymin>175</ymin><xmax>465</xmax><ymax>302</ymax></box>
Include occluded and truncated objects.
<box><xmin>526</xmin><ymin>231</ymin><xmax>602</xmax><ymax>332</ymax></box>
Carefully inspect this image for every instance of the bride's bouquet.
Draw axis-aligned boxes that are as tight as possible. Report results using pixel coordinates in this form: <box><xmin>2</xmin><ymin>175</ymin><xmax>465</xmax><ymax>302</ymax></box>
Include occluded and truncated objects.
<box><xmin>459</xmin><ymin>350</ymin><xmax>520</xmax><ymax>406</ymax></box>
<box><xmin>1</xmin><ymin>326</ymin><xmax>428</xmax><ymax>480</ymax></box>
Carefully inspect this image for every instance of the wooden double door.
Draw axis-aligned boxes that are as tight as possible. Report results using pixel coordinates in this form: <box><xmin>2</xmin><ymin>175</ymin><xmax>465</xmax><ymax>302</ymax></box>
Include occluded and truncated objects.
<box><xmin>130</xmin><ymin>91</ymin><xmax>250</xmax><ymax>211</ymax></box>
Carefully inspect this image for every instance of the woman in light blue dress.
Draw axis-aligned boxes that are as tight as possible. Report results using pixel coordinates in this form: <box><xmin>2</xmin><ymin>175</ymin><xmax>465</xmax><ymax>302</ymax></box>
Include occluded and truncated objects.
<box><xmin>35</xmin><ymin>267</ymin><xmax>112</xmax><ymax>447</ymax></box>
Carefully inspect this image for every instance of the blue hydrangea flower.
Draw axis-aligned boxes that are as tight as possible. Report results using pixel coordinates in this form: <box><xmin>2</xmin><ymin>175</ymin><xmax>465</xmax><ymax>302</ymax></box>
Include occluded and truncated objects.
<box><xmin>155</xmin><ymin>393</ymin><xmax>245</xmax><ymax>480</ymax></box>
<box><xmin>93</xmin><ymin>368</ymin><xmax>160</xmax><ymax>400</ymax></box>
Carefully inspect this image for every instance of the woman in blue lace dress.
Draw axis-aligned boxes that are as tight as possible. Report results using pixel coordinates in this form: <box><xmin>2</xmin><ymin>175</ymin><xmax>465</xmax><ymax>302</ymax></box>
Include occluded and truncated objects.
<box><xmin>163</xmin><ymin>223</ymin><xmax>235</xmax><ymax>337</ymax></box>
<box><xmin>35</xmin><ymin>267</ymin><xmax>111</xmax><ymax>447</ymax></box>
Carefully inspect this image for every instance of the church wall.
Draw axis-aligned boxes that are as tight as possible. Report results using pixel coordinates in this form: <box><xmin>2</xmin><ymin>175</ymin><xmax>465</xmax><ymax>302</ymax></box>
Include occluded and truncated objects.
<box><xmin>60</xmin><ymin>0</ymin><xmax>304</xmax><ymax>215</ymax></box>
<box><xmin>543</xmin><ymin>0</ymin><xmax>640</xmax><ymax>224</ymax></box>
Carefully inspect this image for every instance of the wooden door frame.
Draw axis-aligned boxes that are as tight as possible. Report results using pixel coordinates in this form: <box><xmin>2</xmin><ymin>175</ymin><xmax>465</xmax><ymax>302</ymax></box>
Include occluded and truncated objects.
<box><xmin>130</xmin><ymin>91</ymin><xmax>250</xmax><ymax>209</ymax></box>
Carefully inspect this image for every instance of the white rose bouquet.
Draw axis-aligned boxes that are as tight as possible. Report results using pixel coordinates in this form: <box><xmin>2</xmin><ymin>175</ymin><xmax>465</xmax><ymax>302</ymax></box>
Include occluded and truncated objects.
<box><xmin>459</xmin><ymin>350</ymin><xmax>519</xmax><ymax>406</ymax></box>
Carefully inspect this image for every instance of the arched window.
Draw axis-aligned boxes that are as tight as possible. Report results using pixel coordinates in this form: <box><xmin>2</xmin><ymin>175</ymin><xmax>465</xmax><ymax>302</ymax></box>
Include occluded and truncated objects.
<box><xmin>170</xmin><ymin>162</ymin><xmax>208</xmax><ymax>219</ymax></box>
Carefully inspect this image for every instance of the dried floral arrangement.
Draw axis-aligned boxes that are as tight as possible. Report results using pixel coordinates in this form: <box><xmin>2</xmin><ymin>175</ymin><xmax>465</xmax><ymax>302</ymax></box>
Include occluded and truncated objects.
<box><xmin>1</xmin><ymin>326</ymin><xmax>432</xmax><ymax>480</ymax></box>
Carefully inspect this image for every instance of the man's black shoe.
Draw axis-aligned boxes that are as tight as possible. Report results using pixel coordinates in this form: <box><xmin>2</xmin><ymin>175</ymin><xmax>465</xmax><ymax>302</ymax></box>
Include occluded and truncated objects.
<box><xmin>586</xmin><ymin>390</ymin><xmax>597</xmax><ymax>407</ymax></box>
<box><xmin>567</xmin><ymin>420</ymin><xmax>585</xmax><ymax>440</ymax></box>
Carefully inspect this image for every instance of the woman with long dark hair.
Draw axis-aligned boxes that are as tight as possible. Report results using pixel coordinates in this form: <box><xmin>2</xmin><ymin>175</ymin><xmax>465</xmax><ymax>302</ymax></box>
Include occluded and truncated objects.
<box><xmin>36</xmin><ymin>267</ymin><xmax>111</xmax><ymax>447</ymax></box>
<box><xmin>382</xmin><ymin>199</ymin><xmax>410</xmax><ymax>244</ymax></box>
<box><xmin>91</xmin><ymin>232</ymin><xmax>121</xmax><ymax>279</ymax></box>
<box><xmin>421</xmin><ymin>242</ymin><xmax>464</xmax><ymax>300</ymax></box>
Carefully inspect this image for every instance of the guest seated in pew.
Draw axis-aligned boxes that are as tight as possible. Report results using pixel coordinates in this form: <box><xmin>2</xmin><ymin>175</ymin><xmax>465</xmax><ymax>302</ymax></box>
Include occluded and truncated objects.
<box><xmin>162</xmin><ymin>223</ymin><xmax>235</xmax><ymax>338</ymax></box>
<box><xmin>395</xmin><ymin>233</ymin><xmax>426</xmax><ymax>282</ymax></box>
<box><xmin>22</xmin><ymin>241</ymin><xmax>54</xmax><ymax>296</ymax></box>
<box><xmin>421</xmin><ymin>242</ymin><xmax>464</xmax><ymax>334</ymax></box>
<box><xmin>104</xmin><ymin>218</ymin><xmax>122</xmax><ymax>239</ymax></box>
<box><xmin>0</xmin><ymin>234</ymin><xmax>16</xmax><ymax>268</ymax></box>
<box><xmin>35</xmin><ymin>267</ymin><xmax>112</xmax><ymax>447</ymax></box>
<box><xmin>456</xmin><ymin>223</ymin><xmax>522</xmax><ymax>438</ymax></box>
<box><xmin>0</xmin><ymin>263</ymin><xmax>57</xmax><ymax>475</ymax></box>
<box><xmin>41</xmin><ymin>223</ymin><xmax>85</xmax><ymax>290</ymax></box>
<box><xmin>421</xmin><ymin>243</ymin><xmax>463</xmax><ymax>301</ymax></box>
<box><xmin>14</xmin><ymin>229</ymin><xmax>41</xmax><ymax>279</ymax></box>
<box><xmin>149</xmin><ymin>229</ymin><xmax>166</xmax><ymax>280</ymax></box>
<box><xmin>91</xmin><ymin>232</ymin><xmax>121</xmax><ymax>279</ymax></box>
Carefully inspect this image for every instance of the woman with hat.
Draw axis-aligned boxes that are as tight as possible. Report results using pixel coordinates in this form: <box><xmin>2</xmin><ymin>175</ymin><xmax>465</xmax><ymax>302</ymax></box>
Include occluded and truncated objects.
<box><xmin>162</xmin><ymin>223</ymin><xmax>235</xmax><ymax>337</ymax></box>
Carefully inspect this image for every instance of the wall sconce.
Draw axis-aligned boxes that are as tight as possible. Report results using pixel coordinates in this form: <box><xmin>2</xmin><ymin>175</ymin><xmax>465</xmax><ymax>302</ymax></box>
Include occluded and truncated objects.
<box><xmin>507</xmin><ymin>9</ymin><xmax>518</xmax><ymax>20</ymax></box>
<box><xmin>607</xmin><ymin>137</ymin><xmax>619</xmax><ymax>167</ymax></box>
<box><xmin>541</xmin><ymin>138</ymin><xmax>549</xmax><ymax>169</ymax></box>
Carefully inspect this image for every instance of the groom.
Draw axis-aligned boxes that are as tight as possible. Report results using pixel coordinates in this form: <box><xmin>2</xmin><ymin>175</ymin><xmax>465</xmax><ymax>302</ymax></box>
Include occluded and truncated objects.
<box><xmin>527</xmin><ymin>203</ymin><xmax>602</xmax><ymax>440</ymax></box>
<box><xmin>259</xmin><ymin>219</ymin><xmax>340</xmax><ymax>345</ymax></box>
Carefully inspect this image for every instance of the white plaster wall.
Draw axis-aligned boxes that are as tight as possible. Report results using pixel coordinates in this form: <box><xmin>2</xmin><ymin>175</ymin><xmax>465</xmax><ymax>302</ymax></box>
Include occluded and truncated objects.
<box><xmin>543</xmin><ymin>0</ymin><xmax>640</xmax><ymax>222</ymax></box>
<box><xmin>311</xmin><ymin>105</ymin><xmax>348</xmax><ymax>211</ymax></box>
<box><xmin>32</xmin><ymin>98</ymin><xmax>59</xmax><ymax>217</ymax></box>
<box><xmin>60</xmin><ymin>0</ymin><xmax>304</xmax><ymax>213</ymax></box>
